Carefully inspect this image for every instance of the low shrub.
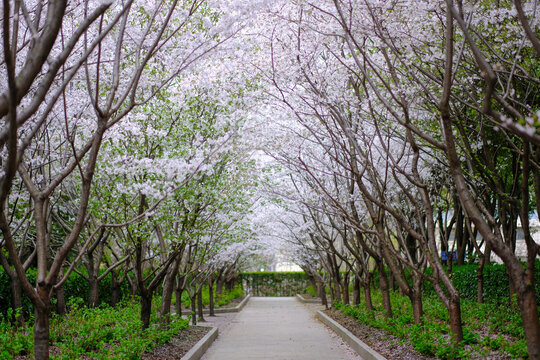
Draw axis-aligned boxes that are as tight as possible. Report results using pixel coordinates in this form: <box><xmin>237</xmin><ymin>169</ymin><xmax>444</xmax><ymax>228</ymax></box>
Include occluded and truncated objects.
<box><xmin>1</xmin><ymin>297</ymin><xmax>189</xmax><ymax>359</ymax></box>
<box><xmin>334</xmin><ymin>289</ymin><xmax>529</xmax><ymax>359</ymax></box>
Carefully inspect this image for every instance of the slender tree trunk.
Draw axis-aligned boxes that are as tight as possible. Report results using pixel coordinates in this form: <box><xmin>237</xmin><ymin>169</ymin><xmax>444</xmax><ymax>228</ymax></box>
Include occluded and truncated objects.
<box><xmin>111</xmin><ymin>271</ymin><xmax>120</xmax><ymax>307</ymax></box>
<box><xmin>216</xmin><ymin>279</ymin><xmax>224</xmax><ymax>295</ymax></box>
<box><xmin>140</xmin><ymin>291</ymin><xmax>153</xmax><ymax>330</ymax></box>
<box><xmin>411</xmin><ymin>277</ymin><xmax>423</xmax><ymax>324</ymax></box>
<box><xmin>190</xmin><ymin>294</ymin><xmax>197</xmax><ymax>325</ymax></box>
<box><xmin>476</xmin><ymin>252</ymin><xmax>487</xmax><ymax>304</ymax></box>
<box><xmin>55</xmin><ymin>284</ymin><xmax>66</xmax><ymax>316</ymax></box>
<box><xmin>364</xmin><ymin>272</ymin><xmax>373</xmax><ymax>311</ymax></box>
<box><xmin>353</xmin><ymin>277</ymin><xmax>361</xmax><ymax>305</ymax></box>
<box><xmin>160</xmin><ymin>257</ymin><xmax>181</xmax><ymax>324</ymax></box>
<box><xmin>376</xmin><ymin>261</ymin><xmax>392</xmax><ymax>318</ymax></box>
<box><xmin>197</xmin><ymin>286</ymin><xmax>205</xmax><ymax>322</ymax></box>
<box><xmin>448</xmin><ymin>297</ymin><xmax>463</xmax><ymax>342</ymax></box>
<box><xmin>10</xmin><ymin>273</ymin><xmax>25</xmax><ymax>326</ymax></box>
<box><xmin>33</xmin><ymin>290</ymin><xmax>50</xmax><ymax>360</ymax></box>
<box><xmin>342</xmin><ymin>273</ymin><xmax>350</xmax><ymax>305</ymax></box>
<box><xmin>208</xmin><ymin>278</ymin><xmax>215</xmax><ymax>316</ymax></box>
<box><xmin>317</xmin><ymin>278</ymin><xmax>328</xmax><ymax>309</ymax></box>
<box><xmin>88</xmin><ymin>275</ymin><xmax>99</xmax><ymax>308</ymax></box>
<box><xmin>518</xmin><ymin>283</ymin><xmax>540</xmax><ymax>358</ymax></box>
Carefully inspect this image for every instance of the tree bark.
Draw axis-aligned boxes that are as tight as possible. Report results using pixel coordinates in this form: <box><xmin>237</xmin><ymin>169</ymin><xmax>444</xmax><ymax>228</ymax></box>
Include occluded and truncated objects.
<box><xmin>208</xmin><ymin>277</ymin><xmax>215</xmax><ymax>316</ymax></box>
<box><xmin>197</xmin><ymin>286</ymin><xmax>205</xmax><ymax>322</ymax></box>
<box><xmin>88</xmin><ymin>274</ymin><xmax>99</xmax><ymax>308</ymax></box>
<box><xmin>411</xmin><ymin>277</ymin><xmax>423</xmax><ymax>324</ymax></box>
<box><xmin>376</xmin><ymin>261</ymin><xmax>392</xmax><ymax>318</ymax></box>
<box><xmin>33</xmin><ymin>286</ymin><xmax>50</xmax><ymax>360</ymax></box>
<box><xmin>140</xmin><ymin>291</ymin><xmax>153</xmax><ymax>330</ymax></box>
<box><xmin>353</xmin><ymin>276</ymin><xmax>361</xmax><ymax>305</ymax></box>
<box><xmin>190</xmin><ymin>294</ymin><xmax>197</xmax><ymax>325</ymax></box>
<box><xmin>160</xmin><ymin>256</ymin><xmax>181</xmax><ymax>324</ymax></box>
<box><xmin>342</xmin><ymin>272</ymin><xmax>350</xmax><ymax>305</ymax></box>
<box><xmin>10</xmin><ymin>272</ymin><xmax>25</xmax><ymax>326</ymax></box>
<box><xmin>364</xmin><ymin>272</ymin><xmax>373</xmax><ymax>311</ymax></box>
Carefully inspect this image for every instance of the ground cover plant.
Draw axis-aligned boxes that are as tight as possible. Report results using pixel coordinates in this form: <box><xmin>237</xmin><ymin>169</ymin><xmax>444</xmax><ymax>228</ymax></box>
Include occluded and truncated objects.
<box><xmin>333</xmin><ymin>290</ymin><xmax>530</xmax><ymax>359</ymax></box>
<box><xmin>179</xmin><ymin>283</ymin><xmax>244</xmax><ymax>309</ymax></box>
<box><xmin>0</xmin><ymin>298</ymin><xmax>191</xmax><ymax>360</ymax></box>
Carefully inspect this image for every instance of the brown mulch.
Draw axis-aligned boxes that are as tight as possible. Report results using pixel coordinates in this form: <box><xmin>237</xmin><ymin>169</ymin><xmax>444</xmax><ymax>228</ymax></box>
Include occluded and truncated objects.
<box><xmin>325</xmin><ymin>309</ymin><xmax>436</xmax><ymax>360</ymax></box>
<box><xmin>141</xmin><ymin>326</ymin><xmax>211</xmax><ymax>360</ymax></box>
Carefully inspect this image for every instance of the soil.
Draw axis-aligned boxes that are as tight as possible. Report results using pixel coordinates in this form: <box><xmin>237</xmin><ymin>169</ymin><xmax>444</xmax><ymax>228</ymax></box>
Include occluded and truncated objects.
<box><xmin>141</xmin><ymin>326</ymin><xmax>211</xmax><ymax>360</ymax></box>
<box><xmin>325</xmin><ymin>309</ymin><xmax>437</xmax><ymax>360</ymax></box>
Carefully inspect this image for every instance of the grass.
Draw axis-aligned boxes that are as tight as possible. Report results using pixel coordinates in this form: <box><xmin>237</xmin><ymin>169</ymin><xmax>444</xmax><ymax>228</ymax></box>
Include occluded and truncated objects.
<box><xmin>334</xmin><ymin>290</ymin><xmax>530</xmax><ymax>359</ymax></box>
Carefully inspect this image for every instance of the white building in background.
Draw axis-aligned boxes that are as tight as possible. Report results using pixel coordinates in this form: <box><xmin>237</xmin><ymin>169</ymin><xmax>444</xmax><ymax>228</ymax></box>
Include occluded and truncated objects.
<box><xmin>435</xmin><ymin>218</ymin><xmax>540</xmax><ymax>264</ymax></box>
<box><xmin>271</xmin><ymin>254</ymin><xmax>303</xmax><ymax>272</ymax></box>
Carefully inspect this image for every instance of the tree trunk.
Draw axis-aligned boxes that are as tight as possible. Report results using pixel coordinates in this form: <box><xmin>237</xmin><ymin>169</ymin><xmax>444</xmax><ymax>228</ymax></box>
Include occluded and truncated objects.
<box><xmin>10</xmin><ymin>273</ymin><xmax>25</xmax><ymax>326</ymax></box>
<box><xmin>377</xmin><ymin>261</ymin><xmax>392</xmax><ymax>318</ymax></box>
<box><xmin>317</xmin><ymin>278</ymin><xmax>328</xmax><ymax>309</ymax></box>
<box><xmin>160</xmin><ymin>257</ymin><xmax>181</xmax><ymax>324</ymax></box>
<box><xmin>353</xmin><ymin>277</ymin><xmax>361</xmax><ymax>306</ymax></box>
<box><xmin>175</xmin><ymin>275</ymin><xmax>186</xmax><ymax>317</ymax></box>
<box><xmin>518</xmin><ymin>284</ymin><xmax>540</xmax><ymax>359</ymax></box>
<box><xmin>364</xmin><ymin>272</ymin><xmax>373</xmax><ymax>311</ymax></box>
<box><xmin>216</xmin><ymin>279</ymin><xmax>224</xmax><ymax>295</ymax></box>
<box><xmin>140</xmin><ymin>292</ymin><xmax>153</xmax><ymax>330</ymax></box>
<box><xmin>448</xmin><ymin>298</ymin><xmax>463</xmax><ymax>343</ymax></box>
<box><xmin>477</xmin><ymin>255</ymin><xmax>486</xmax><ymax>304</ymax></box>
<box><xmin>197</xmin><ymin>287</ymin><xmax>205</xmax><ymax>322</ymax></box>
<box><xmin>190</xmin><ymin>294</ymin><xmax>197</xmax><ymax>325</ymax></box>
<box><xmin>111</xmin><ymin>271</ymin><xmax>120</xmax><ymax>307</ymax></box>
<box><xmin>208</xmin><ymin>278</ymin><xmax>215</xmax><ymax>316</ymax></box>
<box><xmin>411</xmin><ymin>277</ymin><xmax>423</xmax><ymax>324</ymax></box>
<box><xmin>55</xmin><ymin>283</ymin><xmax>67</xmax><ymax>316</ymax></box>
<box><xmin>33</xmin><ymin>302</ymin><xmax>50</xmax><ymax>360</ymax></box>
<box><xmin>342</xmin><ymin>273</ymin><xmax>350</xmax><ymax>305</ymax></box>
<box><xmin>88</xmin><ymin>275</ymin><xmax>99</xmax><ymax>308</ymax></box>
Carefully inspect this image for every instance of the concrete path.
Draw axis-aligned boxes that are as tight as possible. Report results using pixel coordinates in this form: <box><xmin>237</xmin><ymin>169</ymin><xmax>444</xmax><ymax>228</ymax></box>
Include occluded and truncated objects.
<box><xmin>200</xmin><ymin>297</ymin><xmax>363</xmax><ymax>360</ymax></box>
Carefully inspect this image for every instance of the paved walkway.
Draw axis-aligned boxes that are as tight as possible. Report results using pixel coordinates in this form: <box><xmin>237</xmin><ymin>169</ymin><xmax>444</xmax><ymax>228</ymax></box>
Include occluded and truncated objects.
<box><xmin>200</xmin><ymin>297</ymin><xmax>363</xmax><ymax>360</ymax></box>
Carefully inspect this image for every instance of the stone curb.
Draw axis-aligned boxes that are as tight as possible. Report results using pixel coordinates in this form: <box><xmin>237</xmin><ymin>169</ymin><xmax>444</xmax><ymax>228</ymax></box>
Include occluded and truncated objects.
<box><xmin>295</xmin><ymin>293</ymin><xmax>321</xmax><ymax>304</ymax></box>
<box><xmin>180</xmin><ymin>327</ymin><xmax>218</xmax><ymax>360</ymax></box>
<box><xmin>213</xmin><ymin>294</ymin><xmax>251</xmax><ymax>313</ymax></box>
<box><xmin>177</xmin><ymin>294</ymin><xmax>251</xmax><ymax>316</ymax></box>
<box><xmin>316</xmin><ymin>310</ymin><xmax>387</xmax><ymax>360</ymax></box>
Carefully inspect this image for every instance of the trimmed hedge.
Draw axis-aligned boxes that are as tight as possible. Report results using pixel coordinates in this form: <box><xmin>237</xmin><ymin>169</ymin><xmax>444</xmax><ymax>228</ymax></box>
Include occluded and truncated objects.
<box><xmin>0</xmin><ymin>268</ymin><xmax>131</xmax><ymax>318</ymax></box>
<box><xmin>448</xmin><ymin>261</ymin><xmax>540</xmax><ymax>303</ymax></box>
<box><xmin>371</xmin><ymin>261</ymin><xmax>540</xmax><ymax>304</ymax></box>
<box><xmin>241</xmin><ymin>272</ymin><xmax>310</xmax><ymax>296</ymax></box>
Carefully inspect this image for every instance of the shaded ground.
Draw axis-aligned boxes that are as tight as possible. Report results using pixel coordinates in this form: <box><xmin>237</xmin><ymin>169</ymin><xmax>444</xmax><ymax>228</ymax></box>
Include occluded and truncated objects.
<box><xmin>141</xmin><ymin>326</ymin><xmax>211</xmax><ymax>360</ymax></box>
<box><xmin>325</xmin><ymin>309</ymin><xmax>435</xmax><ymax>360</ymax></box>
<box><xmin>325</xmin><ymin>309</ymin><xmax>515</xmax><ymax>359</ymax></box>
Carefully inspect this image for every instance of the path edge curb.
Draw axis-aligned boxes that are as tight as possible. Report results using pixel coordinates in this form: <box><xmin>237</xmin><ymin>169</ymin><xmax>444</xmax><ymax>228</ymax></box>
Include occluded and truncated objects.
<box><xmin>180</xmin><ymin>326</ymin><xmax>218</xmax><ymax>360</ymax></box>
<box><xmin>316</xmin><ymin>310</ymin><xmax>387</xmax><ymax>360</ymax></box>
<box><xmin>214</xmin><ymin>293</ymin><xmax>251</xmax><ymax>313</ymax></box>
<box><xmin>295</xmin><ymin>293</ymin><xmax>321</xmax><ymax>304</ymax></box>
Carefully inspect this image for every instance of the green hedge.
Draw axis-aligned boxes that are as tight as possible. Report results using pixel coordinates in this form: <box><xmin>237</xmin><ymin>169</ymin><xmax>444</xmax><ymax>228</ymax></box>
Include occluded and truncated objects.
<box><xmin>241</xmin><ymin>272</ymin><xmax>310</xmax><ymax>296</ymax></box>
<box><xmin>448</xmin><ymin>262</ymin><xmax>540</xmax><ymax>303</ymax></box>
<box><xmin>371</xmin><ymin>261</ymin><xmax>540</xmax><ymax>304</ymax></box>
<box><xmin>0</xmin><ymin>268</ymin><xmax>131</xmax><ymax>318</ymax></box>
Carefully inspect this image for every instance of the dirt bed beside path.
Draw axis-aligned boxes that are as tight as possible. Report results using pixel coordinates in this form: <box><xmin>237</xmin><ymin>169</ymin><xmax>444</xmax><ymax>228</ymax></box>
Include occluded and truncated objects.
<box><xmin>141</xmin><ymin>326</ymin><xmax>211</xmax><ymax>360</ymax></box>
<box><xmin>325</xmin><ymin>309</ymin><xmax>436</xmax><ymax>360</ymax></box>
